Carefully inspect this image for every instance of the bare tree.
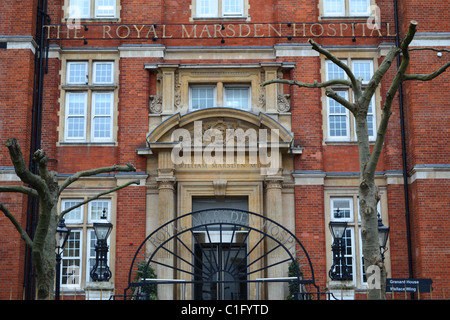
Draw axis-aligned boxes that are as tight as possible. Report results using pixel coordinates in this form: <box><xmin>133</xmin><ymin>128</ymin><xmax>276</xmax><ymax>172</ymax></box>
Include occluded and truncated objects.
<box><xmin>264</xmin><ymin>21</ymin><xmax>449</xmax><ymax>299</ymax></box>
<box><xmin>0</xmin><ymin>138</ymin><xmax>139</xmax><ymax>300</ymax></box>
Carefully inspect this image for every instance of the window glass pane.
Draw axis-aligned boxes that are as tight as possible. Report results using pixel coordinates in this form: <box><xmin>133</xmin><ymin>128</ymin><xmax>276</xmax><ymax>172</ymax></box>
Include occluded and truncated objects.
<box><xmin>93</xmin><ymin>62</ymin><xmax>114</xmax><ymax>84</ymax></box>
<box><xmin>328</xmin><ymin>92</ymin><xmax>348</xmax><ymax>138</ymax></box>
<box><xmin>96</xmin><ymin>0</ymin><xmax>116</xmax><ymax>17</ymax></box>
<box><xmin>88</xmin><ymin>229</ymin><xmax>97</xmax><ymax>281</ymax></box>
<box><xmin>69</xmin><ymin>0</ymin><xmax>90</xmax><ymax>18</ymax></box>
<box><xmin>223</xmin><ymin>0</ymin><xmax>243</xmax><ymax>15</ymax></box>
<box><xmin>67</xmin><ymin>118</ymin><xmax>85</xmax><ymax>138</ymax></box>
<box><xmin>87</xmin><ymin>229</ymin><xmax>111</xmax><ymax>282</ymax></box>
<box><xmin>92</xmin><ymin>92</ymin><xmax>113</xmax><ymax>139</ymax></box>
<box><xmin>332</xmin><ymin>198</ymin><xmax>352</xmax><ymax>219</ymax></box>
<box><xmin>62</xmin><ymin>230</ymin><xmax>82</xmax><ymax>286</ymax></box>
<box><xmin>89</xmin><ymin>200</ymin><xmax>110</xmax><ymax>222</ymax></box>
<box><xmin>342</xmin><ymin>229</ymin><xmax>354</xmax><ymax>280</ymax></box>
<box><xmin>326</xmin><ymin>61</ymin><xmax>346</xmax><ymax>81</ymax></box>
<box><xmin>67</xmin><ymin>62</ymin><xmax>88</xmax><ymax>84</ymax></box>
<box><xmin>349</xmin><ymin>0</ymin><xmax>370</xmax><ymax>15</ymax></box>
<box><xmin>197</xmin><ymin>0</ymin><xmax>217</xmax><ymax>16</ymax></box>
<box><xmin>93</xmin><ymin>92</ymin><xmax>112</xmax><ymax>116</ymax></box>
<box><xmin>323</xmin><ymin>0</ymin><xmax>345</xmax><ymax>15</ymax></box>
<box><xmin>191</xmin><ymin>86</ymin><xmax>215</xmax><ymax>110</ymax></box>
<box><xmin>62</xmin><ymin>200</ymin><xmax>83</xmax><ymax>222</ymax></box>
<box><xmin>66</xmin><ymin>93</ymin><xmax>86</xmax><ymax>139</ymax></box>
<box><xmin>93</xmin><ymin>117</ymin><xmax>111</xmax><ymax>139</ymax></box>
<box><xmin>225</xmin><ymin>87</ymin><xmax>249</xmax><ymax>109</ymax></box>
<box><xmin>67</xmin><ymin>93</ymin><xmax>86</xmax><ymax>116</ymax></box>
<box><xmin>353</xmin><ymin>61</ymin><xmax>372</xmax><ymax>83</ymax></box>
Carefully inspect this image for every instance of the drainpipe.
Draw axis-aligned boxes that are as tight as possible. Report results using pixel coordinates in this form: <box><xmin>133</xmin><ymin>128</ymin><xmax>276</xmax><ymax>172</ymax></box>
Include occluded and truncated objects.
<box><xmin>24</xmin><ymin>0</ymin><xmax>50</xmax><ymax>300</ymax></box>
<box><xmin>393</xmin><ymin>0</ymin><xmax>414</xmax><ymax>283</ymax></box>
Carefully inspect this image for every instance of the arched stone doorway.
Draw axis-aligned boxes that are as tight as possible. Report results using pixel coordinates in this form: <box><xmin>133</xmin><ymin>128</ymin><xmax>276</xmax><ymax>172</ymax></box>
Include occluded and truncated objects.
<box><xmin>125</xmin><ymin>208</ymin><xmax>319</xmax><ymax>300</ymax></box>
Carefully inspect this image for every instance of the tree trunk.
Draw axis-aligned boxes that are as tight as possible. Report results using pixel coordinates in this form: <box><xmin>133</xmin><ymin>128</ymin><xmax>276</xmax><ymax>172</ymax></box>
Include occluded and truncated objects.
<box><xmin>355</xmin><ymin>112</ymin><xmax>386</xmax><ymax>299</ymax></box>
<box><xmin>1</xmin><ymin>138</ymin><xmax>139</xmax><ymax>300</ymax></box>
<box><xmin>359</xmin><ymin>180</ymin><xmax>386</xmax><ymax>299</ymax></box>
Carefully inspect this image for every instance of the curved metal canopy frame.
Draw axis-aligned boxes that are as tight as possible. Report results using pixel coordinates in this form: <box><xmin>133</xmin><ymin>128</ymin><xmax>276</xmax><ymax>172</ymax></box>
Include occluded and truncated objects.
<box><xmin>124</xmin><ymin>208</ymin><xmax>319</xmax><ymax>300</ymax></box>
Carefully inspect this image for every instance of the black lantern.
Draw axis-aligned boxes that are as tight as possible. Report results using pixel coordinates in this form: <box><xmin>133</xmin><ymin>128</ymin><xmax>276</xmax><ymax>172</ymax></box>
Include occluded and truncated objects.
<box><xmin>56</xmin><ymin>218</ymin><xmax>71</xmax><ymax>250</ymax></box>
<box><xmin>329</xmin><ymin>221</ymin><xmax>348</xmax><ymax>240</ymax></box>
<box><xmin>55</xmin><ymin>218</ymin><xmax>71</xmax><ymax>300</ymax></box>
<box><xmin>90</xmin><ymin>209</ymin><xmax>113</xmax><ymax>281</ymax></box>
<box><xmin>93</xmin><ymin>209</ymin><xmax>113</xmax><ymax>242</ymax></box>
<box><xmin>328</xmin><ymin>220</ymin><xmax>352</xmax><ymax>281</ymax></box>
<box><xmin>377</xmin><ymin>213</ymin><xmax>390</xmax><ymax>261</ymax></box>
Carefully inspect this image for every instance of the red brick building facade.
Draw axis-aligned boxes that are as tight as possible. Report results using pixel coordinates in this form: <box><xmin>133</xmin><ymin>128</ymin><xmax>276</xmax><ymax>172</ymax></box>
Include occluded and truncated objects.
<box><xmin>0</xmin><ymin>0</ymin><xmax>449</xmax><ymax>300</ymax></box>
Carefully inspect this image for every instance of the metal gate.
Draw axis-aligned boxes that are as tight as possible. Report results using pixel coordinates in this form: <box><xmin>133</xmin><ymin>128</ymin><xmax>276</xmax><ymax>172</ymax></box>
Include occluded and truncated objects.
<box><xmin>124</xmin><ymin>208</ymin><xmax>319</xmax><ymax>300</ymax></box>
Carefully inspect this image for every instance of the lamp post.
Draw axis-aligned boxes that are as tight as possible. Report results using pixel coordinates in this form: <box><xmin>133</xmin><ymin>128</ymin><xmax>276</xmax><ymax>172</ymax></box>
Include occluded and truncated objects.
<box><xmin>328</xmin><ymin>220</ymin><xmax>352</xmax><ymax>281</ymax></box>
<box><xmin>55</xmin><ymin>218</ymin><xmax>71</xmax><ymax>300</ymax></box>
<box><xmin>377</xmin><ymin>212</ymin><xmax>390</xmax><ymax>261</ymax></box>
<box><xmin>90</xmin><ymin>209</ymin><xmax>113</xmax><ymax>282</ymax></box>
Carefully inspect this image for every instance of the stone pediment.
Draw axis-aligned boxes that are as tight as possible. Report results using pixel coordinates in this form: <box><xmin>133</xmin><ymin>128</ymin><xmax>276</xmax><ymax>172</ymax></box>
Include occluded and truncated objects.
<box><xmin>146</xmin><ymin>108</ymin><xmax>293</xmax><ymax>151</ymax></box>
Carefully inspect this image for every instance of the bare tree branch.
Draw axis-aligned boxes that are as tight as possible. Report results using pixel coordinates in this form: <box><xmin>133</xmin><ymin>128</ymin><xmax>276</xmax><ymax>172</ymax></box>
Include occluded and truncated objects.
<box><xmin>365</xmin><ymin>20</ymin><xmax>419</xmax><ymax>179</ymax></box>
<box><xmin>403</xmin><ymin>61</ymin><xmax>450</xmax><ymax>81</ymax></box>
<box><xmin>409</xmin><ymin>47</ymin><xmax>450</xmax><ymax>53</ymax></box>
<box><xmin>59</xmin><ymin>179</ymin><xmax>140</xmax><ymax>219</ymax></box>
<box><xmin>0</xmin><ymin>185</ymin><xmax>39</xmax><ymax>198</ymax></box>
<box><xmin>33</xmin><ymin>149</ymin><xmax>49</xmax><ymax>180</ymax></box>
<box><xmin>5</xmin><ymin>138</ymin><xmax>47</xmax><ymax>195</ymax></box>
<box><xmin>308</xmin><ymin>39</ymin><xmax>363</xmax><ymax>99</ymax></box>
<box><xmin>0</xmin><ymin>203</ymin><xmax>33</xmax><ymax>247</ymax></box>
<box><xmin>263</xmin><ymin>78</ymin><xmax>352</xmax><ymax>89</ymax></box>
<box><xmin>361</xmin><ymin>46</ymin><xmax>402</xmax><ymax>109</ymax></box>
<box><xmin>325</xmin><ymin>87</ymin><xmax>357</xmax><ymax>114</ymax></box>
<box><xmin>58</xmin><ymin>163</ymin><xmax>136</xmax><ymax>194</ymax></box>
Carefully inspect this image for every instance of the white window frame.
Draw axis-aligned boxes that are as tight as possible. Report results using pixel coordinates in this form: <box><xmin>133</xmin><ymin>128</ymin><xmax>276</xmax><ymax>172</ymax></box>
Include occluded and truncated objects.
<box><xmin>323</xmin><ymin>0</ymin><xmax>346</xmax><ymax>17</ymax></box>
<box><xmin>63</xmin><ymin>60</ymin><xmax>116</xmax><ymax>143</ymax></box>
<box><xmin>352</xmin><ymin>60</ymin><xmax>373</xmax><ymax>85</ymax></box>
<box><xmin>330</xmin><ymin>197</ymin><xmax>354</xmax><ymax>222</ymax></box>
<box><xmin>60</xmin><ymin>198</ymin><xmax>112</xmax><ymax>289</ymax></box>
<box><xmin>223</xmin><ymin>84</ymin><xmax>251</xmax><ymax>110</ymax></box>
<box><xmin>61</xmin><ymin>229</ymin><xmax>83</xmax><ymax>289</ymax></box>
<box><xmin>93</xmin><ymin>61</ymin><xmax>114</xmax><ymax>85</ymax></box>
<box><xmin>322</xmin><ymin>0</ymin><xmax>371</xmax><ymax>17</ymax></box>
<box><xmin>68</xmin><ymin>0</ymin><xmax>118</xmax><ymax>19</ymax></box>
<box><xmin>67</xmin><ymin>61</ymin><xmax>89</xmax><ymax>85</ymax></box>
<box><xmin>325</xmin><ymin>60</ymin><xmax>347</xmax><ymax>82</ymax></box>
<box><xmin>348</xmin><ymin>0</ymin><xmax>371</xmax><ymax>16</ymax></box>
<box><xmin>189</xmin><ymin>85</ymin><xmax>217</xmax><ymax>110</ymax></box>
<box><xmin>91</xmin><ymin>92</ymin><xmax>114</xmax><ymax>142</ymax></box>
<box><xmin>327</xmin><ymin>91</ymin><xmax>350</xmax><ymax>141</ymax></box>
<box><xmin>328</xmin><ymin>193</ymin><xmax>388</xmax><ymax>290</ymax></box>
<box><xmin>196</xmin><ymin>0</ymin><xmax>218</xmax><ymax>17</ymax></box>
<box><xmin>94</xmin><ymin>0</ymin><xmax>117</xmax><ymax>18</ymax></box>
<box><xmin>329</xmin><ymin>197</ymin><xmax>357</xmax><ymax>284</ymax></box>
<box><xmin>222</xmin><ymin>0</ymin><xmax>244</xmax><ymax>16</ymax></box>
<box><xmin>195</xmin><ymin>0</ymin><xmax>244</xmax><ymax>18</ymax></box>
<box><xmin>325</xmin><ymin>58</ymin><xmax>377</xmax><ymax>142</ymax></box>
<box><xmin>62</xmin><ymin>199</ymin><xmax>84</xmax><ymax>223</ymax></box>
<box><xmin>68</xmin><ymin>0</ymin><xmax>91</xmax><ymax>19</ymax></box>
<box><xmin>65</xmin><ymin>92</ymin><xmax>88</xmax><ymax>141</ymax></box>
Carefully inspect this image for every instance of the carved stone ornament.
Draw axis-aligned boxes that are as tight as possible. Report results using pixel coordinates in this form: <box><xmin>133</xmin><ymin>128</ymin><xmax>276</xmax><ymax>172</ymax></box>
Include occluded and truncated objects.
<box><xmin>174</xmin><ymin>71</ymin><xmax>181</xmax><ymax>110</ymax></box>
<box><xmin>258</xmin><ymin>71</ymin><xmax>266</xmax><ymax>108</ymax></box>
<box><xmin>277</xmin><ymin>94</ymin><xmax>291</xmax><ymax>112</ymax></box>
<box><xmin>149</xmin><ymin>95</ymin><xmax>162</xmax><ymax>114</ymax></box>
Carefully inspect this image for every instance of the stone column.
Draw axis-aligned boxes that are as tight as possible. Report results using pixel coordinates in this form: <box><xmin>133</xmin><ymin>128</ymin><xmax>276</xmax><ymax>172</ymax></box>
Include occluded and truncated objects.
<box><xmin>264</xmin><ymin>175</ymin><xmax>285</xmax><ymax>299</ymax></box>
<box><xmin>155</xmin><ymin>151</ymin><xmax>176</xmax><ymax>300</ymax></box>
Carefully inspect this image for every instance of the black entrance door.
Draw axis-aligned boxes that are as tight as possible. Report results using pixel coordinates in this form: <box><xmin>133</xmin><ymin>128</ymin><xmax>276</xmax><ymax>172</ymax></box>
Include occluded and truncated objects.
<box><xmin>194</xmin><ymin>244</ymin><xmax>247</xmax><ymax>300</ymax></box>
<box><xmin>192</xmin><ymin>197</ymin><xmax>249</xmax><ymax>300</ymax></box>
